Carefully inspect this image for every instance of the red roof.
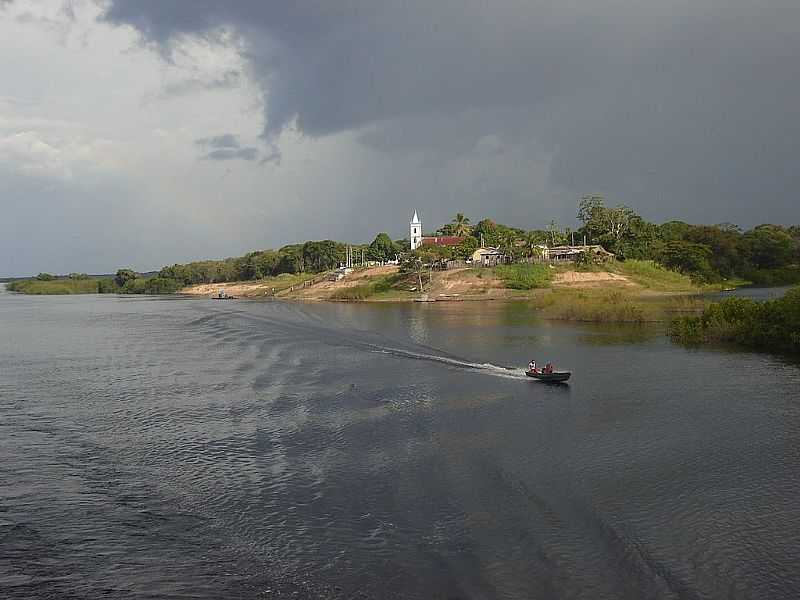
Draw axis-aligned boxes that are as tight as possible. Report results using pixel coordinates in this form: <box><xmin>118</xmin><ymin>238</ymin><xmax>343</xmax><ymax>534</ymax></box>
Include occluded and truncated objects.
<box><xmin>420</xmin><ymin>236</ymin><xmax>465</xmax><ymax>247</ymax></box>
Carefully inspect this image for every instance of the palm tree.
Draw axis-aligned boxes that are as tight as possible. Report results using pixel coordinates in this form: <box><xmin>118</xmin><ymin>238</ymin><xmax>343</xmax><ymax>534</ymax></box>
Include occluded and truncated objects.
<box><xmin>451</xmin><ymin>213</ymin><xmax>472</xmax><ymax>237</ymax></box>
<box><xmin>499</xmin><ymin>230</ymin><xmax>517</xmax><ymax>261</ymax></box>
<box><xmin>521</xmin><ymin>231</ymin><xmax>542</xmax><ymax>260</ymax></box>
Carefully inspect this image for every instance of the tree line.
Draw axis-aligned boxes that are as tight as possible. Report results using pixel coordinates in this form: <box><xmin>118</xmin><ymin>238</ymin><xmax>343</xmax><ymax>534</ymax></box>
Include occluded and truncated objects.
<box><xmin>403</xmin><ymin>198</ymin><xmax>800</xmax><ymax>285</ymax></box>
<box><xmin>15</xmin><ymin>196</ymin><xmax>799</xmax><ymax>294</ymax></box>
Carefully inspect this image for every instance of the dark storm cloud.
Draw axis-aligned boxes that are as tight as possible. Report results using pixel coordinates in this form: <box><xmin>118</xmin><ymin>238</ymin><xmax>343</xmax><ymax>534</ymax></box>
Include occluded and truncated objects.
<box><xmin>103</xmin><ymin>0</ymin><xmax>800</xmax><ymax>225</ymax></box>
<box><xmin>195</xmin><ymin>133</ymin><xmax>258</xmax><ymax>161</ymax></box>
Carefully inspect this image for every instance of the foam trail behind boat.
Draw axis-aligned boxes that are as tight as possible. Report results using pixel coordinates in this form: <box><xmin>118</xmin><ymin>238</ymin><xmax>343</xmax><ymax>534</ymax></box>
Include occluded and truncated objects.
<box><xmin>367</xmin><ymin>344</ymin><xmax>529</xmax><ymax>380</ymax></box>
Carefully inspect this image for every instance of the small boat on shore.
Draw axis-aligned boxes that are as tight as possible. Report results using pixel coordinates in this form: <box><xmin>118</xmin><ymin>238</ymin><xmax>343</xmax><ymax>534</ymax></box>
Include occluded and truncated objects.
<box><xmin>526</xmin><ymin>370</ymin><xmax>571</xmax><ymax>383</ymax></box>
<box><xmin>212</xmin><ymin>289</ymin><xmax>237</xmax><ymax>300</ymax></box>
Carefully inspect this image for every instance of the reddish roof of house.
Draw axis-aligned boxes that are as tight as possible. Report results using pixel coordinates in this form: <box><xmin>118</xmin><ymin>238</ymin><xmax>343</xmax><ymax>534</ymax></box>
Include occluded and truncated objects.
<box><xmin>420</xmin><ymin>236</ymin><xmax>465</xmax><ymax>247</ymax></box>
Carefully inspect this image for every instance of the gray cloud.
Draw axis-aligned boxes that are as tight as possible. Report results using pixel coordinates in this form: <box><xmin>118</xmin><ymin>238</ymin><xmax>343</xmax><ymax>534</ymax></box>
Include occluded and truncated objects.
<box><xmin>196</xmin><ymin>133</ymin><xmax>240</xmax><ymax>149</ymax></box>
<box><xmin>204</xmin><ymin>147</ymin><xmax>258</xmax><ymax>161</ymax></box>
<box><xmin>101</xmin><ymin>0</ymin><xmax>800</xmax><ymax>226</ymax></box>
<box><xmin>2</xmin><ymin>0</ymin><xmax>799</xmax><ymax>277</ymax></box>
<box><xmin>195</xmin><ymin>133</ymin><xmax>258</xmax><ymax>161</ymax></box>
<box><xmin>157</xmin><ymin>69</ymin><xmax>241</xmax><ymax>99</ymax></box>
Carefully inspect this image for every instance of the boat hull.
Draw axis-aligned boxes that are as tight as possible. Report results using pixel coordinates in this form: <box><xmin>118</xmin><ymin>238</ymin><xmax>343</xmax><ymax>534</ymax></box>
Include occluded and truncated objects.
<box><xmin>526</xmin><ymin>370</ymin><xmax>571</xmax><ymax>382</ymax></box>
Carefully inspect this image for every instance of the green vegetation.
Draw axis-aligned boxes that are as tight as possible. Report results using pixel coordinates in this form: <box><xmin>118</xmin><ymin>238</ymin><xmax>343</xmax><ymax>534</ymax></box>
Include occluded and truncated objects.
<box><xmin>330</xmin><ymin>274</ymin><xmax>405</xmax><ymax>300</ymax></box>
<box><xmin>670</xmin><ymin>286</ymin><xmax>800</xmax><ymax>352</ymax></box>
<box><xmin>494</xmin><ymin>264</ymin><xmax>552</xmax><ymax>290</ymax></box>
<box><xmin>575</xmin><ymin>197</ymin><xmax>800</xmax><ymax>284</ymax></box>
<box><xmin>368</xmin><ymin>233</ymin><xmax>401</xmax><ymax>263</ymax></box>
<box><xmin>8</xmin><ymin>200</ymin><xmax>798</xmax><ymax>298</ymax></box>
<box><xmin>7</xmin><ymin>278</ymin><xmax>103</xmax><ymax>295</ymax></box>
<box><xmin>537</xmin><ymin>289</ymin><xmax>653</xmax><ymax>322</ymax></box>
<box><xmin>611</xmin><ymin>260</ymin><xmax>697</xmax><ymax>292</ymax></box>
<box><xmin>741</xmin><ymin>266</ymin><xmax>800</xmax><ymax>287</ymax></box>
<box><xmin>534</xmin><ymin>288</ymin><xmax>708</xmax><ymax>323</ymax></box>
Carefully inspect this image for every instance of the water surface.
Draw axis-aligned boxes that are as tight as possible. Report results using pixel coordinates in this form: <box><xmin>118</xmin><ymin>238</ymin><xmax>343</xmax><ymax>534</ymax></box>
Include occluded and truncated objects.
<box><xmin>2</xmin><ymin>292</ymin><xmax>799</xmax><ymax>599</ymax></box>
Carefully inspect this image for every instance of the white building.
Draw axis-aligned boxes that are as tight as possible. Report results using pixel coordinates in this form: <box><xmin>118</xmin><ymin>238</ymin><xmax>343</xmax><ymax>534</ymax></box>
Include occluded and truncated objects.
<box><xmin>410</xmin><ymin>210</ymin><xmax>423</xmax><ymax>250</ymax></box>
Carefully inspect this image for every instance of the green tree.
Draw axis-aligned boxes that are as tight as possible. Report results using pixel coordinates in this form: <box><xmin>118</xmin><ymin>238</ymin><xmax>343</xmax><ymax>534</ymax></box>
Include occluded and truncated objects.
<box><xmin>277</xmin><ymin>251</ymin><xmax>303</xmax><ymax>274</ymax></box>
<box><xmin>367</xmin><ymin>233</ymin><xmax>398</xmax><ymax>262</ymax></box>
<box><xmin>454</xmin><ymin>236</ymin><xmax>479</xmax><ymax>259</ymax></box>
<box><xmin>577</xmin><ymin>195</ymin><xmax>649</xmax><ymax>258</ymax></box>
<box><xmin>499</xmin><ymin>230</ymin><xmax>518</xmax><ymax>261</ymax></box>
<box><xmin>451</xmin><ymin>213</ymin><xmax>472</xmax><ymax>237</ymax></box>
<box><xmin>744</xmin><ymin>225</ymin><xmax>796</xmax><ymax>269</ymax></box>
<box><xmin>660</xmin><ymin>241</ymin><xmax>716</xmax><ymax>281</ymax></box>
<box><xmin>659</xmin><ymin>221</ymin><xmax>693</xmax><ymax>242</ymax></box>
<box><xmin>114</xmin><ymin>269</ymin><xmax>138</xmax><ymax>288</ymax></box>
<box><xmin>399</xmin><ymin>249</ymin><xmax>437</xmax><ymax>291</ymax></box>
<box><xmin>520</xmin><ymin>231</ymin><xmax>548</xmax><ymax>259</ymax></box>
<box><xmin>302</xmin><ymin>240</ymin><xmax>346</xmax><ymax>272</ymax></box>
<box><xmin>685</xmin><ymin>225</ymin><xmax>745</xmax><ymax>277</ymax></box>
<box><xmin>36</xmin><ymin>273</ymin><xmax>55</xmax><ymax>281</ymax></box>
<box><xmin>472</xmin><ymin>219</ymin><xmax>499</xmax><ymax>246</ymax></box>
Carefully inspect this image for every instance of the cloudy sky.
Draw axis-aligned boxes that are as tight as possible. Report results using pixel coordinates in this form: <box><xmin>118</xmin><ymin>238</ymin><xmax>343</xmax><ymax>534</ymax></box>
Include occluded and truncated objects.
<box><xmin>1</xmin><ymin>0</ymin><xmax>798</xmax><ymax>275</ymax></box>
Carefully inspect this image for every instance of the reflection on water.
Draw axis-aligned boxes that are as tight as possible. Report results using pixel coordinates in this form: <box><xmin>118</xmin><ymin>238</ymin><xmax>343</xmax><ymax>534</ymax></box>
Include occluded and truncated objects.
<box><xmin>1</xmin><ymin>293</ymin><xmax>799</xmax><ymax>599</ymax></box>
<box><xmin>576</xmin><ymin>322</ymin><xmax>661</xmax><ymax>346</ymax></box>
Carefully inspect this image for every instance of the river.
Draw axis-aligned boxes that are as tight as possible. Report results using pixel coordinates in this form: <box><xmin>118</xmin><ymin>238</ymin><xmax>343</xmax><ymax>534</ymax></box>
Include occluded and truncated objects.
<box><xmin>1</xmin><ymin>289</ymin><xmax>799</xmax><ymax>599</ymax></box>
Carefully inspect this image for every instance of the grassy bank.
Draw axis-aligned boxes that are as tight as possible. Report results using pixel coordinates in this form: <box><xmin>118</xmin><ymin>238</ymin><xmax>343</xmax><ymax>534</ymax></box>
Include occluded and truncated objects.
<box><xmin>494</xmin><ymin>264</ymin><xmax>552</xmax><ymax>290</ymax></box>
<box><xmin>607</xmin><ymin>260</ymin><xmax>698</xmax><ymax>291</ymax></box>
<box><xmin>330</xmin><ymin>274</ymin><xmax>408</xmax><ymax>300</ymax></box>
<box><xmin>7</xmin><ymin>279</ymin><xmax>103</xmax><ymax>294</ymax></box>
<box><xmin>533</xmin><ymin>287</ymin><xmax>707</xmax><ymax>323</ymax></box>
<box><xmin>670</xmin><ymin>285</ymin><xmax>800</xmax><ymax>352</ymax></box>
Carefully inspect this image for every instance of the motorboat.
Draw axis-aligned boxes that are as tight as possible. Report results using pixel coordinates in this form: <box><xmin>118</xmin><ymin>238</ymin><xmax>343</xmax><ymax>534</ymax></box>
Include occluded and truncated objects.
<box><xmin>526</xmin><ymin>370</ymin><xmax>571</xmax><ymax>383</ymax></box>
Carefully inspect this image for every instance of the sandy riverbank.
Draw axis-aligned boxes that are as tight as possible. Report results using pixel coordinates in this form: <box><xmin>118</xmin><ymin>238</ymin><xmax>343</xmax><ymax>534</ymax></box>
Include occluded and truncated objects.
<box><xmin>181</xmin><ymin>265</ymin><xmax>639</xmax><ymax>302</ymax></box>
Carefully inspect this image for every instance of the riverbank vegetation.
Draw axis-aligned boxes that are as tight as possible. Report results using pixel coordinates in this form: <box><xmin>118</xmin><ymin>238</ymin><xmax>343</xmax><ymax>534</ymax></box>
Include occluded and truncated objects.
<box><xmin>329</xmin><ymin>274</ymin><xmax>406</xmax><ymax>300</ymax></box>
<box><xmin>494</xmin><ymin>264</ymin><xmax>552</xmax><ymax>290</ymax></box>
<box><xmin>8</xmin><ymin>196</ymin><xmax>799</xmax><ymax>297</ymax></box>
<box><xmin>7</xmin><ymin>277</ymin><xmax>104</xmax><ymax>295</ymax></box>
<box><xmin>606</xmin><ymin>260</ymin><xmax>698</xmax><ymax>292</ymax></box>
<box><xmin>533</xmin><ymin>288</ymin><xmax>707</xmax><ymax>323</ymax></box>
<box><xmin>670</xmin><ymin>286</ymin><xmax>800</xmax><ymax>352</ymax></box>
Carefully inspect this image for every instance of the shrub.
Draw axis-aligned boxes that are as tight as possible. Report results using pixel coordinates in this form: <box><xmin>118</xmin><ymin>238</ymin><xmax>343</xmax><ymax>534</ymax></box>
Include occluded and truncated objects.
<box><xmin>670</xmin><ymin>285</ymin><xmax>800</xmax><ymax>352</ymax></box>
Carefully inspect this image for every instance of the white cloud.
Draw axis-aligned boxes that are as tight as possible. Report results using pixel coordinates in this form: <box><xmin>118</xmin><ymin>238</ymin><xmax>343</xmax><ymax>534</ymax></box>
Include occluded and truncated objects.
<box><xmin>0</xmin><ymin>131</ymin><xmax>71</xmax><ymax>178</ymax></box>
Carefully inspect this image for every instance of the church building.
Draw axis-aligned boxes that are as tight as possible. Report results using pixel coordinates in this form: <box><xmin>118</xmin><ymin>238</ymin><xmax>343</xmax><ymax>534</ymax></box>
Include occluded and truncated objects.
<box><xmin>409</xmin><ymin>211</ymin><xmax>465</xmax><ymax>251</ymax></box>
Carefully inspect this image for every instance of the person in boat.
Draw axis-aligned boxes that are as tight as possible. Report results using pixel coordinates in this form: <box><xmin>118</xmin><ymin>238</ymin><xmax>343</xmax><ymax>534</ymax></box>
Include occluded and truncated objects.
<box><xmin>528</xmin><ymin>360</ymin><xmax>538</xmax><ymax>373</ymax></box>
<box><xmin>544</xmin><ymin>362</ymin><xmax>554</xmax><ymax>374</ymax></box>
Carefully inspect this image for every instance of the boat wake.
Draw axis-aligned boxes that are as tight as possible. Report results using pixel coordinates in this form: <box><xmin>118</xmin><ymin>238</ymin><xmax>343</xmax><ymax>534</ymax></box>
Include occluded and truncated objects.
<box><xmin>368</xmin><ymin>345</ymin><xmax>529</xmax><ymax>380</ymax></box>
<box><xmin>197</xmin><ymin>304</ymin><xmax>530</xmax><ymax>380</ymax></box>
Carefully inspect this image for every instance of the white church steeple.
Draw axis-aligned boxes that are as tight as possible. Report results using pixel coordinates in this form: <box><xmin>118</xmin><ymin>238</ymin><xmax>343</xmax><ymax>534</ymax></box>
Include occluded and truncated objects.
<box><xmin>410</xmin><ymin>210</ymin><xmax>422</xmax><ymax>250</ymax></box>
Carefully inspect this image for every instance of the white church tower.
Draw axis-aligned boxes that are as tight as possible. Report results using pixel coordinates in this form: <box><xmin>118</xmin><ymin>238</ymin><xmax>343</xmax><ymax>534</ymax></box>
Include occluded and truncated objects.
<box><xmin>410</xmin><ymin>210</ymin><xmax>422</xmax><ymax>250</ymax></box>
